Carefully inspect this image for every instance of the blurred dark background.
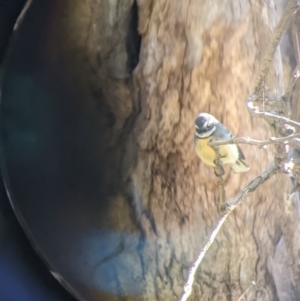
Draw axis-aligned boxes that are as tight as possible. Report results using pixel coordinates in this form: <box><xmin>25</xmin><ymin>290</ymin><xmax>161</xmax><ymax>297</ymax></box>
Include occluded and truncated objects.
<box><xmin>0</xmin><ymin>1</ymin><xmax>76</xmax><ymax>300</ymax></box>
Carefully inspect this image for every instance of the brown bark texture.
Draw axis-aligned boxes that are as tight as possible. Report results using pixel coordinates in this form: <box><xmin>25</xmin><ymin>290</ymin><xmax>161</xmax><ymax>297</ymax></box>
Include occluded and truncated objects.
<box><xmin>4</xmin><ymin>0</ymin><xmax>300</xmax><ymax>301</ymax></box>
<box><xmin>131</xmin><ymin>1</ymin><xmax>295</xmax><ymax>301</ymax></box>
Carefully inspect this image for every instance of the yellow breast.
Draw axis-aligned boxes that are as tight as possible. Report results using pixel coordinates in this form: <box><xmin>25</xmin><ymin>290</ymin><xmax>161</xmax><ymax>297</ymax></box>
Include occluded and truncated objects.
<box><xmin>195</xmin><ymin>138</ymin><xmax>238</xmax><ymax>167</ymax></box>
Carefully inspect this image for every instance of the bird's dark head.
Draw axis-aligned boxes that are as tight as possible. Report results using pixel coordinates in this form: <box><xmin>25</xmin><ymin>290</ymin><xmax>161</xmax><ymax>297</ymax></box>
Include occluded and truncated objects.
<box><xmin>194</xmin><ymin>113</ymin><xmax>218</xmax><ymax>138</ymax></box>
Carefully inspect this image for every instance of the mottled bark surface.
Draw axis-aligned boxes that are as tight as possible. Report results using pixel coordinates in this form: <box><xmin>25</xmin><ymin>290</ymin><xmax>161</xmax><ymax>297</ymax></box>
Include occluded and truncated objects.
<box><xmin>132</xmin><ymin>1</ymin><xmax>290</xmax><ymax>300</ymax></box>
<box><xmin>2</xmin><ymin>0</ymin><xmax>300</xmax><ymax>301</ymax></box>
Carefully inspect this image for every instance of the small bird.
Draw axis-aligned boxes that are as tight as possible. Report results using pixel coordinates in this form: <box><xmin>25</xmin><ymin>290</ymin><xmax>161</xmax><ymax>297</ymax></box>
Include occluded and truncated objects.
<box><xmin>194</xmin><ymin>113</ymin><xmax>249</xmax><ymax>173</ymax></box>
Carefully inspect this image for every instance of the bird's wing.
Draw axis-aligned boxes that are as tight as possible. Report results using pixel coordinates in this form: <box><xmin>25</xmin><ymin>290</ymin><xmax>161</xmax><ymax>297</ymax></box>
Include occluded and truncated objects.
<box><xmin>225</xmin><ymin>130</ymin><xmax>246</xmax><ymax>161</ymax></box>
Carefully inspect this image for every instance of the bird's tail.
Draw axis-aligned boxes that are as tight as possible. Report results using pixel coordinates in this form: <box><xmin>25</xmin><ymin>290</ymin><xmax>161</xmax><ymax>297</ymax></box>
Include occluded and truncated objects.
<box><xmin>230</xmin><ymin>160</ymin><xmax>250</xmax><ymax>173</ymax></box>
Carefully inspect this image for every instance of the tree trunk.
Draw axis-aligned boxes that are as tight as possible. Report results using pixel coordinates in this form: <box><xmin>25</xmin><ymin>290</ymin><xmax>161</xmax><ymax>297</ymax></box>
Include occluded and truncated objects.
<box><xmin>2</xmin><ymin>0</ymin><xmax>300</xmax><ymax>301</ymax></box>
<box><xmin>132</xmin><ymin>1</ymin><xmax>295</xmax><ymax>300</ymax></box>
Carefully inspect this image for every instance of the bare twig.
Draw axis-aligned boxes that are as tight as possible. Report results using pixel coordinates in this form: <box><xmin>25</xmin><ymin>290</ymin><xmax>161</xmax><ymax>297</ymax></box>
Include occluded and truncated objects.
<box><xmin>225</xmin><ymin>163</ymin><xmax>279</xmax><ymax>208</ymax></box>
<box><xmin>179</xmin><ymin>210</ymin><xmax>231</xmax><ymax>301</ymax></box>
<box><xmin>247</xmin><ymin>0</ymin><xmax>299</xmax><ymax>116</ymax></box>
<box><xmin>290</xmin><ymin>9</ymin><xmax>300</xmax><ymax>84</ymax></box>
<box><xmin>254</xmin><ymin>0</ymin><xmax>299</xmax><ymax>95</ymax></box>
<box><xmin>211</xmin><ymin>145</ymin><xmax>226</xmax><ymax>206</ymax></box>
<box><xmin>289</xmin><ymin>9</ymin><xmax>300</xmax><ymax>115</ymax></box>
<box><xmin>217</xmin><ymin>175</ymin><xmax>225</xmax><ymax>207</ymax></box>
<box><xmin>247</xmin><ymin>112</ymin><xmax>295</xmax><ymax>168</ymax></box>
<box><xmin>249</xmin><ymin>111</ymin><xmax>300</xmax><ymax>129</ymax></box>
<box><xmin>179</xmin><ymin>163</ymin><xmax>279</xmax><ymax>301</ymax></box>
<box><xmin>292</xmin><ymin>10</ymin><xmax>300</xmax><ymax>65</ymax></box>
<box><xmin>209</xmin><ymin>132</ymin><xmax>300</xmax><ymax>148</ymax></box>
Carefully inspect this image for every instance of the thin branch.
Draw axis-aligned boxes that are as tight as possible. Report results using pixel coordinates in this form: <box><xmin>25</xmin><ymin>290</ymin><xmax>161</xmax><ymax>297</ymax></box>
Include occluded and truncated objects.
<box><xmin>254</xmin><ymin>0</ymin><xmax>299</xmax><ymax>94</ymax></box>
<box><xmin>179</xmin><ymin>163</ymin><xmax>279</xmax><ymax>301</ymax></box>
<box><xmin>292</xmin><ymin>9</ymin><xmax>300</xmax><ymax>65</ymax></box>
<box><xmin>180</xmin><ymin>211</ymin><xmax>231</xmax><ymax>301</ymax></box>
<box><xmin>247</xmin><ymin>0</ymin><xmax>299</xmax><ymax>113</ymax></box>
<box><xmin>211</xmin><ymin>145</ymin><xmax>226</xmax><ymax>206</ymax></box>
<box><xmin>290</xmin><ymin>8</ymin><xmax>300</xmax><ymax>82</ymax></box>
<box><xmin>246</xmin><ymin>104</ymin><xmax>300</xmax><ymax>131</ymax></box>
<box><xmin>250</xmin><ymin>111</ymin><xmax>300</xmax><ymax>128</ymax></box>
<box><xmin>247</xmin><ymin>102</ymin><xmax>297</xmax><ymax>168</ymax></box>
<box><xmin>217</xmin><ymin>175</ymin><xmax>225</xmax><ymax>207</ymax></box>
<box><xmin>225</xmin><ymin>163</ymin><xmax>279</xmax><ymax>208</ymax></box>
<box><xmin>209</xmin><ymin>132</ymin><xmax>300</xmax><ymax>148</ymax></box>
<box><xmin>287</xmin><ymin>10</ymin><xmax>300</xmax><ymax>115</ymax></box>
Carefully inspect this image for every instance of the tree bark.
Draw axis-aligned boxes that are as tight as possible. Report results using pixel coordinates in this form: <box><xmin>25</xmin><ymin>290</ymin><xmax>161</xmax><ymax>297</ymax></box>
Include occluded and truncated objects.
<box><xmin>132</xmin><ymin>1</ymin><xmax>293</xmax><ymax>300</ymax></box>
<box><xmin>3</xmin><ymin>0</ymin><xmax>300</xmax><ymax>301</ymax></box>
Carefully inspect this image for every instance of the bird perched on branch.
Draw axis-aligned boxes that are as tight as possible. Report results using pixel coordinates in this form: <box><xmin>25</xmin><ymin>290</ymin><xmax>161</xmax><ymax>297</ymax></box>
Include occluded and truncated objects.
<box><xmin>194</xmin><ymin>113</ymin><xmax>249</xmax><ymax>173</ymax></box>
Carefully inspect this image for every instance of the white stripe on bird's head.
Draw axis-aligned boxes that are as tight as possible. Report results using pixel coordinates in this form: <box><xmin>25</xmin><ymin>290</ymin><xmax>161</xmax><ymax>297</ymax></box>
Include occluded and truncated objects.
<box><xmin>195</xmin><ymin>125</ymin><xmax>216</xmax><ymax>138</ymax></box>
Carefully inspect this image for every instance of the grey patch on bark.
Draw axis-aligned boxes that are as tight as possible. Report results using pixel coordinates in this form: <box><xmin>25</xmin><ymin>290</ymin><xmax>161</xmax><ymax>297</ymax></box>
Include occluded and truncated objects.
<box><xmin>267</xmin><ymin>236</ymin><xmax>297</xmax><ymax>301</ymax></box>
<box><xmin>128</xmin><ymin>180</ymin><xmax>158</xmax><ymax>236</ymax></box>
